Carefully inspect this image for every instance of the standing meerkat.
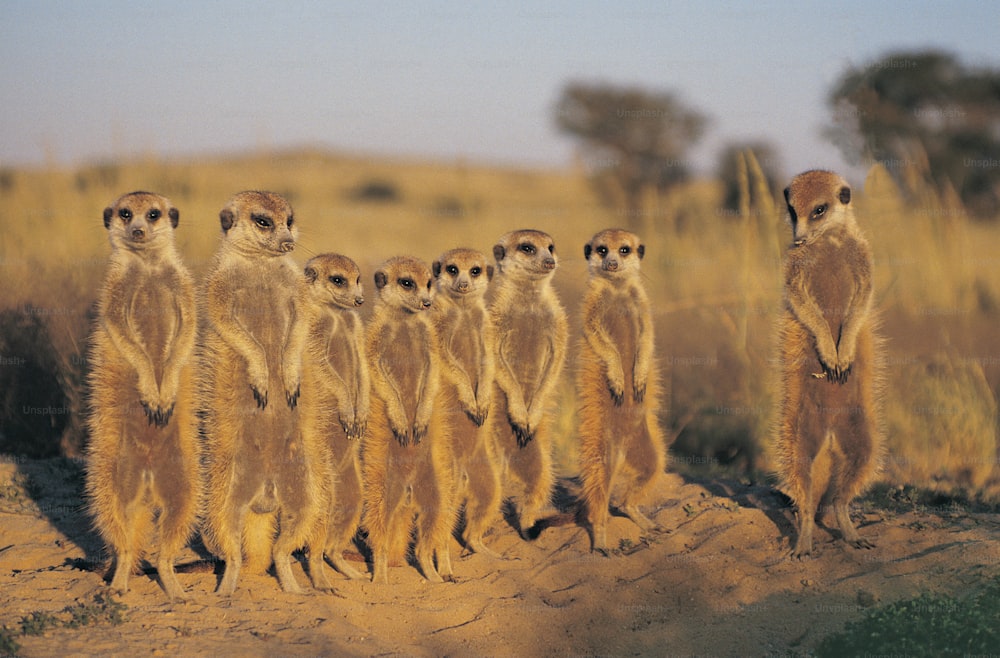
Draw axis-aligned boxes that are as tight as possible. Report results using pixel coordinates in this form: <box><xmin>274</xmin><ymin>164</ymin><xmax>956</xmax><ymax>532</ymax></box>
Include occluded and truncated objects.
<box><xmin>362</xmin><ymin>256</ymin><xmax>456</xmax><ymax>584</ymax></box>
<box><xmin>283</xmin><ymin>253</ymin><xmax>370</xmax><ymax>587</ymax></box>
<box><xmin>86</xmin><ymin>191</ymin><xmax>200</xmax><ymax>600</ymax></box>
<box><xmin>577</xmin><ymin>229</ymin><xmax>667</xmax><ymax>554</ymax></box>
<box><xmin>200</xmin><ymin>191</ymin><xmax>322</xmax><ymax>594</ymax></box>
<box><xmin>431</xmin><ymin>248</ymin><xmax>502</xmax><ymax>558</ymax></box>
<box><xmin>773</xmin><ymin>170</ymin><xmax>884</xmax><ymax>558</ymax></box>
<box><xmin>489</xmin><ymin>229</ymin><xmax>568</xmax><ymax>539</ymax></box>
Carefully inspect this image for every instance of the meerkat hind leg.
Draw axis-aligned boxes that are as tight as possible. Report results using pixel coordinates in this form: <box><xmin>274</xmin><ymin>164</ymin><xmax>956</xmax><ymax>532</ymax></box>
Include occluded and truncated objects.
<box><xmin>108</xmin><ymin>551</ymin><xmax>134</xmax><ymax>595</ymax></box>
<box><xmin>326</xmin><ymin>549</ymin><xmax>367</xmax><ymax>580</ymax></box>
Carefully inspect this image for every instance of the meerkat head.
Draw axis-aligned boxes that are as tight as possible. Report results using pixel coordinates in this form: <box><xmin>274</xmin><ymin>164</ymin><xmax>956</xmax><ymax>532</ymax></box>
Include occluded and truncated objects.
<box><xmin>103</xmin><ymin>191</ymin><xmax>179</xmax><ymax>253</ymax></box>
<box><xmin>492</xmin><ymin>229</ymin><xmax>558</xmax><ymax>280</ymax></box>
<box><xmin>783</xmin><ymin>170</ymin><xmax>855</xmax><ymax>247</ymax></box>
<box><xmin>432</xmin><ymin>248</ymin><xmax>493</xmax><ymax>300</ymax></box>
<box><xmin>583</xmin><ymin>228</ymin><xmax>644</xmax><ymax>278</ymax></box>
<box><xmin>218</xmin><ymin>190</ymin><xmax>296</xmax><ymax>257</ymax></box>
<box><xmin>373</xmin><ymin>256</ymin><xmax>435</xmax><ymax>314</ymax></box>
<box><xmin>303</xmin><ymin>253</ymin><xmax>364</xmax><ymax>310</ymax></box>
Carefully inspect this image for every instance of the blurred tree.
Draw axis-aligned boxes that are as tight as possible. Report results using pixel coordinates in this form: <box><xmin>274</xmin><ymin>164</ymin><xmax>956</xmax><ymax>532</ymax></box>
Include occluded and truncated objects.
<box><xmin>826</xmin><ymin>50</ymin><xmax>1000</xmax><ymax>219</ymax></box>
<box><xmin>555</xmin><ymin>82</ymin><xmax>707</xmax><ymax>224</ymax></box>
<box><xmin>716</xmin><ymin>141</ymin><xmax>782</xmax><ymax>214</ymax></box>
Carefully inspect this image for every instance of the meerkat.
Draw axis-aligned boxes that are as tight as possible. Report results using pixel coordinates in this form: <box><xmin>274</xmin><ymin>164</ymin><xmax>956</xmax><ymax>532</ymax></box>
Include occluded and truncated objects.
<box><xmin>362</xmin><ymin>256</ymin><xmax>456</xmax><ymax>583</ymax></box>
<box><xmin>282</xmin><ymin>253</ymin><xmax>370</xmax><ymax>588</ymax></box>
<box><xmin>576</xmin><ymin>229</ymin><xmax>667</xmax><ymax>554</ymax></box>
<box><xmin>773</xmin><ymin>170</ymin><xmax>885</xmax><ymax>558</ymax></box>
<box><xmin>489</xmin><ymin>230</ymin><xmax>568</xmax><ymax>539</ymax></box>
<box><xmin>200</xmin><ymin>191</ymin><xmax>322</xmax><ymax>594</ymax></box>
<box><xmin>431</xmin><ymin>248</ymin><xmax>502</xmax><ymax>558</ymax></box>
<box><xmin>85</xmin><ymin>191</ymin><xmax>200</xmax><ymax>600</ymax></box>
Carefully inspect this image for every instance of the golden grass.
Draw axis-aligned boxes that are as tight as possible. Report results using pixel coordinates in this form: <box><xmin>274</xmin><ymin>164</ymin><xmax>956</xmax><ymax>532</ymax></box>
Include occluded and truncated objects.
<box><xmin>1</xmin><ymin>149</ymin><xmax>997</xmax><ymax>499</ymax></box>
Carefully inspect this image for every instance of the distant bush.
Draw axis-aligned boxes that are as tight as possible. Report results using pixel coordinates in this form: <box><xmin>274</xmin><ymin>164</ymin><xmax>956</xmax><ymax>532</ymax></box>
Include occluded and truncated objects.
<box><xmin>0</xmin><ymin>307</ymin><xmax>69</xmax><ymax>458</ymax></box>
<box><xmin>347</xmin><ymin>179</ymin><xmax>401</xmax><ymax>202</ymax></box>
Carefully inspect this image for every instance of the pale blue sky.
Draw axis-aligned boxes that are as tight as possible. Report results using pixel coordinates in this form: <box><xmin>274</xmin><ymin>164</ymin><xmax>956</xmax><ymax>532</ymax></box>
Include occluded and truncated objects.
<box><xmin>2</xmin><ymin>0</ymin><xmax>997</xmax><ymax>182</ymax></box>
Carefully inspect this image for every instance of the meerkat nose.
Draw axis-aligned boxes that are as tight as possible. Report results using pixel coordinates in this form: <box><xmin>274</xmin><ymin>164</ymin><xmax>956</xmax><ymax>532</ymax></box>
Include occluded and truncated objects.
<box><xmin>605</xmin><ymin>260</ymin><xmax>618</xmax><ymax>271</ymax></box>
<box><xmin>131</xmin><ymin>227</ymin><xmax>145</xmax><ymax>240</ymax></box>
<box><xmin>543</xmin><ymin>257</ymin><xmax>556</xmax><ymax>270</ymax></box>
<box><xmin>279</xmin><ymin>240</ymin><xmax>295</xmax><ymax>253</ymax></box>
<box><xmin>355</xmin><ymin>296</ymin><xmax>364</xmax><ymax>306</ymax></box>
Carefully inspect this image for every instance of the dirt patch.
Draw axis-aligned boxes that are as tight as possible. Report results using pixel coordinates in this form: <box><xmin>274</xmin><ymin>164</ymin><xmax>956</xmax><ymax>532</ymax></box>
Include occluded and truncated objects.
<box><xmin>2</xmin><ymin>458</ymin><xmax>998</xmax><ymax>656</ymax></box>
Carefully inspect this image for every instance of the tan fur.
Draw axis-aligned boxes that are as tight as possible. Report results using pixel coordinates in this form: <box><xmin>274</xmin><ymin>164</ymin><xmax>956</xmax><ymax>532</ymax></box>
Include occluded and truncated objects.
<box><xmin>199</xmin><ymin>191</ymin><xmax>322</xmax><ymax>594</ymax></box>
<box><xmin>283</xmin><ymin>254</ymin><xmax>370</xmax><ymax>588</ymax></box>
<box><xmin>85</xmin><ymin>191</ymin><xmax>200</xmax><ymax>600</ymax></box>
<box><xmin>361</xmin><ymin>256</ymin><xmax>456</xmax><ymax>583</ymax></box>
<box><xmin>576</xmin><ymin>229</ymin><xmax>667</xmax><ymax>554</ymax></box>
<box><xmin>773</xmin><ymin>170</ymin><xmax>885</xmax><ymax>558</ymax></box>
<box><xmin>488</xmin><ymin>230</ymin><xmax>568</xmax><ymax>538</ymax></box>
<box><xmin>431</xmin><ymin>248</ymin><xmax>502</xmax><ymax>558</ymax></box>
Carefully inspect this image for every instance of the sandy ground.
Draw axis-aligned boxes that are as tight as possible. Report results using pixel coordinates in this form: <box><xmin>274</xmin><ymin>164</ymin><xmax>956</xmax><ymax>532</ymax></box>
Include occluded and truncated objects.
<box><xmin>2</xmin><ymin>457</ymin><xmax>998</xmax><ymax>657</ymax></box>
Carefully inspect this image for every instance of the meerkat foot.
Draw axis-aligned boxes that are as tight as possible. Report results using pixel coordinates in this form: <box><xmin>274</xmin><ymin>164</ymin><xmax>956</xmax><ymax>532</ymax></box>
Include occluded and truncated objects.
<box><xmin>216</xmin><ymin>558</ymin><xmax>241</xmax><ymax>595</ymax></box>
<box><xmin>273</xmin><ymin>553</ymin><xmax>303</xmax><ymax>594</ymax></box>
<box><xmin>371</xmin><ymin>554</ymin><xmax>389</xmax><ymax>584</ymax></box>
<box><xmin>415</xmin><ymin>548</ymin><xmax>444</xmax><ymax>583</ymax></box>
<box><xmin>464</xmin><ymin>536</ymin><xmax>504</xmax><ymax>560</ymax></box>
<box><xmin>156</xmin><ymin>559</ymin><xmax>188</xmax><ymax>601</ymax></box>
<box><xmin>621</xmin><ymin>505</ymin><xmax>661</xmax><ymax>533</ymax></box>
<box><xmin>108</xmin><ymin>557</ymin><xmax>131</xmax><ymax>595</ymax></box>
<box><xmin>327</xmin><ymin>553</ymin><xmax>367</xmax><ymax>580</ymax></box>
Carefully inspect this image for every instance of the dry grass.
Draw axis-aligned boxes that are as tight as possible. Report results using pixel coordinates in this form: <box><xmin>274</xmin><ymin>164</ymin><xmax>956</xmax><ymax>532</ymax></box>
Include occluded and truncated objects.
<box><xmin>0</xmin><ymin>149</ymin><xmax>996</xmax><ymax>499</ymax></box>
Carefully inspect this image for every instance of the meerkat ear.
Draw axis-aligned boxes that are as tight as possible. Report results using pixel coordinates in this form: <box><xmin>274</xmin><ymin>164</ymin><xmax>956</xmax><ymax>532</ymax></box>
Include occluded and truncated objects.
<box><xmin>432</xmin><ymin>261</ymin><xmax>442</xmax><ymax>278</ymax></box>
<box><xmin>486</xmin><ymin>264</ymin><xmax>495</xmax><ymax>281</ymax></box>
<box><xmin>838</xmin><ymin>186</ymin><xmax>851</xmax><ymax>205</ymax></box>
<box><xmin>103</xmin><ymin>207</ymin><xmax>113</xmax><ymax>229</ymax></box>
<box><xmin>637</xmin><ymin>244</ymin><xmax>645</xmax><ymax>259</ymax></box>
<box><xmin>305</xmin><ymin>266</ymin><xmax>319</xmax><ymax>284</ymax></box>
<box><xmin>492</xmin><ymin>244</ymin><xmax>506</xmax><ymax>262</ymax></box>
<box><xmin>374</xmin><ymin>270</ymin><xmax>388</xmax><ymax>290</ymax></box>
<box><xmin>584</xmin><ymin>243</ymin><xmax>592</xmax><ymax>259</ymax></box>
<box><xmin>220</xmin><ymin>207</ymin><xmax>236</xmax><ymax>233</ymax></box>
<box><xmin>169</xmin><ymin>207</ymin><xmax>179</xmax><ymax>229</ymax></box>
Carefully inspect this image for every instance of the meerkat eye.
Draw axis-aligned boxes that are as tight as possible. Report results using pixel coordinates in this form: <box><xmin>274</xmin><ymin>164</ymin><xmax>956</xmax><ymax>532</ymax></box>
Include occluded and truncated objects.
<box><xmin>596</xmin><ymin>246</ymin><xmax>608</xmax><ymax>257</ymax></box>
<box><xmin>519</xmin><ymin>243</ymin><xmax>535</xmax><ymax>255</ymax></box>
<box><xmin>287</xmin><ymin>215</ymin><xmax>294</xmax><ymax>228</ymax></box>
<box><xmin>147</xmin><ymin>209</ymin><xmax>161</xmax><ymax>222</ymax></box>
<box><xmin>811</xmin><ymin>204</ymin><xmax>827</xmax><ymax>219</ymax></box>
<box><xmin>426</xmin><ymin>279</ymin><xmax>433</xmax><ymax>291</ymax></box>
<box><xmin>446</xmin><ymin>265</ymin><xmax>459</xmax><ymax>276</ymax></box>
<box><xmin>620</xmin><ymin>245</ymin><xmax>631</xmax><ymax>255</ymax></box>
<box><xmin>118</xmin><ymin>208</ymin><xmax>132</xmax><ymax>221</ymax></box>
<box><xmin>329</xmin><ymin>275</ymin><xmax>346</xmax><ymax>287</ymax></box>
<box><xmin>470</xmin><ymin>266</ymin><xmax>482</xmax><ymax>277</ymax></box>
<box><xmin>356</xmin><ymin>276</ymin><xmax>361</xmax><ymax>286</ymax></box>
<box><xmin>252</xmin><ymin>213</ymin><xmax>273</xmax><ymax>229</ymax></box>
<box><xmin>547</xmin><ymin>244</ymin><xmax>555</xmax><ymax>253</ymax></box>
<box><xmin>398</xmin><ymin>277</ymin><xmax>415</xmax><ymax>289</ymax></box>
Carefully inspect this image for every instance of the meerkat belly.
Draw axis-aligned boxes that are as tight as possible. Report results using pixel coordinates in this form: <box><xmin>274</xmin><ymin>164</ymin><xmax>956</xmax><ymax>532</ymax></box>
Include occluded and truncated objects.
<box><xmin>447</xmin><ymin>314</ymin><xmax>483</xmax><ymax>390</ymax></box>
<box><xmin>600</xmin><ymin>292</ymin><xmax>640</xmax><ymax>393</ymax></box>
<box><xmin>383</xmin><ymin>322</ymin><xmax>430</xmax><ymax>422</ymax></box>
<box><xmin>806</xmin><ymin>249</ymin><xmax>855</xmax><ymax>341</ymax></box>
<box><xmin>126</xmin><ymin>272</ymin><xmax>180</xmax><ymax>381</ymax></box>
<box><xmin>505</xmin><ymin>307</ymin><xmax>553</xmax><ymax>402</ymax></box>
<box><xmin>323</xmin><ymin>323</ymin><xmax>362</xmax><ymax>405</ymax></box>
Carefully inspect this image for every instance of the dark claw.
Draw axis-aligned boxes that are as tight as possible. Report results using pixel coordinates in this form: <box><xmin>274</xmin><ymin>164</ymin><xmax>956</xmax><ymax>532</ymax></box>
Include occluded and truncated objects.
<box><xmin>412</xmin><ymin>425</ymin><xmax>426</xmax><ymax>445</ymax></box>
<box><xmin>608</xmin><ymin>384</ymin><xmax>624</xmax><ymax>406</ymax></box>
<box><xmin>251</xmin><ymin>386</ymin><xmax>268</xmax><ymax>409</ymax></box>
<box><xmin>286</xmin><ymin>386</ymin><xmax>300</xmax><ymax>410</ymax></box>
<box><xmin>465</xmin><ymin>409</ymin><xmax>486</xmax><ymax>427</ymax></box>
<box><xmin>392</xmin><ymin>427</ymin><xmax>410</xmax><ymax>447</ymax></box>
<box><xmin>633</xmin><ymin>385</ymin><xmax>646</xmax><ymax>403</ymax></box>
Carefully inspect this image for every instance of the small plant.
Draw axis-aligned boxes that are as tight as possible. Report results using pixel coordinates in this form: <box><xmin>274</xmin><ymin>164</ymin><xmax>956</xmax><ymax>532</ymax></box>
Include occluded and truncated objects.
<box><xmin>0</xmin><ymin>625</ymin><xmax>21</xmax><ymax>655</ymax></box>
<box><xmin>19</xmin><ymin>611</ymin><xmax>59</xmax><ymax>636</ymax></box>
<box><xmin>63</xmin><ymin>593</ymin><xmax>128</xmax><ymax>629</ymax></box>
<box><xmin>816</xmin><ymin>577</ymin><xmax>1000</xmax><ymax>656</ymax></box>
<box><xmin>682</xmin><ymin>503</ymin><xmax>698</xmax><ymax>517</ymax></box>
